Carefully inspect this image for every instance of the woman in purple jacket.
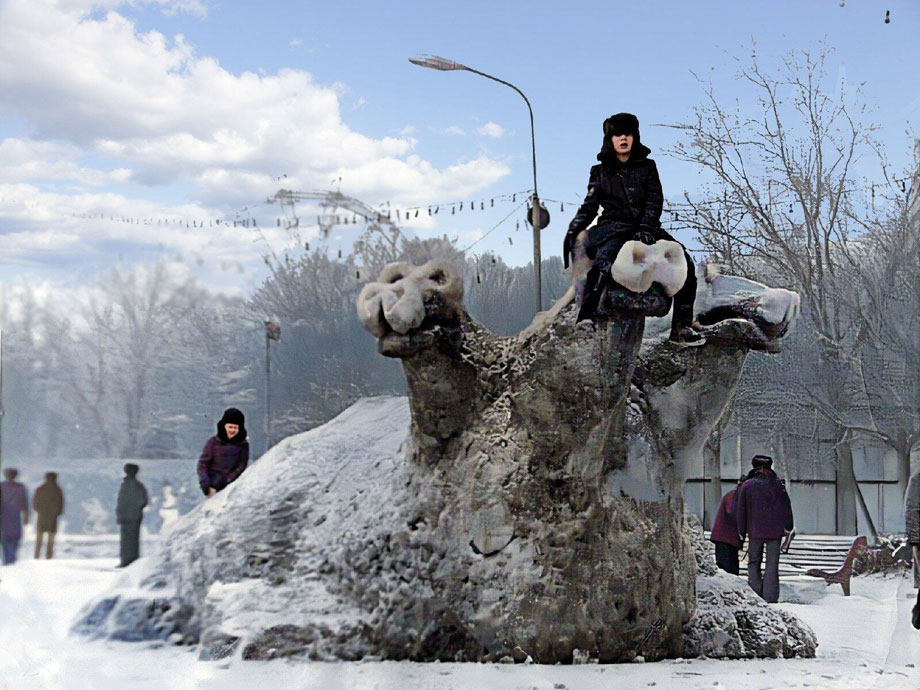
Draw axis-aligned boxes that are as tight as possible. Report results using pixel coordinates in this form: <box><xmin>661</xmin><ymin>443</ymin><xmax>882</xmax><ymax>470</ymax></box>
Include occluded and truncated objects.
<box><xmin>1</xmin><ymin>468</ymin><xmax>29</xmax><ymax>565</ymax></box>
<box><xmin>197</xmin><ymin>408</ymin><xmax>250</xmax><ymax>498</ymax></box>
<box><xmin>710</xmin><ymin>477</ymin><xmax>745</xmax><ymax>575</ymax></box>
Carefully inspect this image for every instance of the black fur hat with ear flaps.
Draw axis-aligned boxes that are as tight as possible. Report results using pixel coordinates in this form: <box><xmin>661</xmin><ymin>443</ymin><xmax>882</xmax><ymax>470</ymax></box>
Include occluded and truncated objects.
<box><xmin>217</xmin><ymin>407</ymin><xmax>248</xmax><ymax>443</ymax></box>
<box><xmin>598</xmin><ymin>112</ymin><xmax>651</xmax><ymax>163</ymax></box>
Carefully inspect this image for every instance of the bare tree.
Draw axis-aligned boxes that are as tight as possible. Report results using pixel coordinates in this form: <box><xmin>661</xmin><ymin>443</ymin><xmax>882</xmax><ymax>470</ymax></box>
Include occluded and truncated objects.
<box><xmin>669</xmin><ymin>42</ymin><xmax>887</xmax><ymax>535</ymax></box>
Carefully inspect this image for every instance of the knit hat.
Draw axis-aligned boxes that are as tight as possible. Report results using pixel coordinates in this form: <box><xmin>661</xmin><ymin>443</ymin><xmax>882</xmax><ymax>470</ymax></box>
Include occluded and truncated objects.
<box><xmin>124</xmin><ymin>463</ymin><xmax>139</xmax><ymax>477</ymax></box>
<box><xmin>751</xmin><ymin>454</ymin><xmax>773</xmax><ymax>469</ymax></box>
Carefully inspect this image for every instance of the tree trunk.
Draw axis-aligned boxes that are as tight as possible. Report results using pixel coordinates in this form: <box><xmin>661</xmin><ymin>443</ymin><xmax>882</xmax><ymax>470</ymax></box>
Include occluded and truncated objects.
<box><xmin>836</xmin><ymin>434</ymin><xmax>880</xmax><ymax>542</ymax></box>
<box><xmin>836</xmin><ymin>439</ymin><xmax>857</xmax><ymax>536</ymax></box>
<box><xmin>703</xmin><ymin>429</ymin><xmax>723</xmax><ymax>530</ymax></box>
<box><xmin>896</xmin><ymin>430</ymin><xmax>911</xmax><ymax>500</ymax></box>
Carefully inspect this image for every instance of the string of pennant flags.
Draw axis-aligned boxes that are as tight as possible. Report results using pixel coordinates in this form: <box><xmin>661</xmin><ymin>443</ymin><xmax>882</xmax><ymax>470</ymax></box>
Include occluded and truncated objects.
<box><xmin>64</xmin><ymin>169</ymin><xmax>915</xmax><ymax>244</ymax></box>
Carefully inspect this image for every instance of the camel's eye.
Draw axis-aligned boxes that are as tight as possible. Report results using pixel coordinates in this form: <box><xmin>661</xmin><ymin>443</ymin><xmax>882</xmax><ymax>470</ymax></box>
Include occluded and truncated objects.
<box><xmin>430</xmin><ymin>270</ymin><xmax>447</xmax><ymax>285</ymax></box>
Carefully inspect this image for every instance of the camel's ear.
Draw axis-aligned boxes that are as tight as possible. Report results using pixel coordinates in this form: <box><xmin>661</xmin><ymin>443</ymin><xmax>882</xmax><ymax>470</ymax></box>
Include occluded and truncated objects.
<box><xmin>704</xmin><ymin>261</ymin><xmax>721</xmax><ymax>284</ymax></box>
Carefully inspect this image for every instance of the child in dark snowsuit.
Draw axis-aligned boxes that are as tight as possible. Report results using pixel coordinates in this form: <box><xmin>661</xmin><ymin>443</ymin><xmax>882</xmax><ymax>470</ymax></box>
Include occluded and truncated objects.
<box><xmin>563</xmin><ymin>113</ymin><xmax>701</xmax><ymax>344</ymax></box>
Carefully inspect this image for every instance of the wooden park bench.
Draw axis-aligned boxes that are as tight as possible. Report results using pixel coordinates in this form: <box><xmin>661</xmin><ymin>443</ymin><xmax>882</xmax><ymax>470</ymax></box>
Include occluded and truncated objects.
<box><xmin>778</xmin><ymin>534</ymin><xmax>868</xmax><ymax>596</ymax></box>
<box><xmin>705</xmin><ymin>531</ymin><xmax>870</xmax><ymax>597</ymax></box>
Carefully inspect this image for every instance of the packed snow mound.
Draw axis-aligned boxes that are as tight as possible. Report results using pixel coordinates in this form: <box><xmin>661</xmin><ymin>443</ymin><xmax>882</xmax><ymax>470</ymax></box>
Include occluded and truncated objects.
<box><xmin>73</xmin><ymin>396</ymin><xmax>412</xmax><ymax>656</ymax></box>
<box><xmin>684</xmin><ymin>573</ymin><xmax>817</xmax><ymax>659</ymax></box>
<box><xmin>681</xmin><ymin>516</ymin><xmax>817</xmax><ymax>659</ymax></box>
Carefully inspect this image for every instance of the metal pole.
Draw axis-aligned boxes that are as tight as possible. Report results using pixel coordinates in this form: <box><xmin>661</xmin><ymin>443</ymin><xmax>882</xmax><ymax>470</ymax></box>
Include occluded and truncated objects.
<box><xmin>265</xmin><ymin>329</ymin><xmax>270</xmax><ymax>453</ymax></box>
<box><xmin>453</xmin><ymin>66</ymin><xmax>542</xmax><ymax>312</ymax></box>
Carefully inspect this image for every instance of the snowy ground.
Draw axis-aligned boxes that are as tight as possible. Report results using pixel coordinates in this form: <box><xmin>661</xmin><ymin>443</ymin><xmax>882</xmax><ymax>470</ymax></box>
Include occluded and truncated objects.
<box><xmin>1</xmin><ymin>546</ymin><xmax>919</xmax><ymax>690</ymax></box>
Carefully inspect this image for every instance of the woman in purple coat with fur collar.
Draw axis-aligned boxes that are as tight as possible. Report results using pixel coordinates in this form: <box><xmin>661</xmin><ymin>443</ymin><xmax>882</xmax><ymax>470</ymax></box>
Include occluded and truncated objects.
<box><xmin>710</xmin><ymin>477</ymin><xmax>745</xmax><ymax>575</ymax></box>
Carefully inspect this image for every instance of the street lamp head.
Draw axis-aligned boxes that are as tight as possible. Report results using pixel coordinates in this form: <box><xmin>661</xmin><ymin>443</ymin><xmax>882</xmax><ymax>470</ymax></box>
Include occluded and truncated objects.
<box><xmin>408</xmin><ymin>54</ymin><xmax>466</xmax><ymax>71</ymax></box>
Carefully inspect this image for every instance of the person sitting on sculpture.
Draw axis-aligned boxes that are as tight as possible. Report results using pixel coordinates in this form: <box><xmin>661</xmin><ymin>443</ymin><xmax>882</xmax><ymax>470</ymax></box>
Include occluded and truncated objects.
<box><xmin>562</xmin><ymin>112</ymin><xmax>703</xmax><ymax>345</ymax></box>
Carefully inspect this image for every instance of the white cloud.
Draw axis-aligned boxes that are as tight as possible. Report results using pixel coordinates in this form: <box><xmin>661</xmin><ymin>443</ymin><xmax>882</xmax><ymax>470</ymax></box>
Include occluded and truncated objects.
<box><xmin>0</xmin><ymin>0</ymin><xmax>511</xmax><ymax>286</ymax></box>
<box><xmin>476</xmin><ymin>122</ymin><xmax>505</xmax><ymax>138</ymax></box>
<box><xmin>443</xmin><ymin>126</ymin><xmax>465</xmax><ymax>136</ymax></box>
<box><xmin>0</xmin><ymin>138</ymin><xmax>131</xmax><ymax>186</ymax></box>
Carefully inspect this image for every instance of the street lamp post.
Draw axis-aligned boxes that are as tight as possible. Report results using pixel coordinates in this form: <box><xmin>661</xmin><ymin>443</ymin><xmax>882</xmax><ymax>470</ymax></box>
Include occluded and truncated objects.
<box><xmin>264</xmin><ymin>318</ymin><xmax>281</xmax><ymax>453</ymax></box>
<box><xmin>409</xmin><ymin>55</ymin><xmax>546</xmax><ymax>313</ymax></box>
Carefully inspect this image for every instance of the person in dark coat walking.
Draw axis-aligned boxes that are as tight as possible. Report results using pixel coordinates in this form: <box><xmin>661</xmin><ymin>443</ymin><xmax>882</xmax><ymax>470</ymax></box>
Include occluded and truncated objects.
<box><xmin>710</xmin><ymin>477</ymin><xmax>745</xmax><ymax>575</ymax></box>
<box><xmin>197</xmin><ymin>407</ymin><xmax>249</xmax><ymax>498</ymax></box>
<box><xmin>905</xmin><ymin>470</ymin><xmax>920</xmax><ymax>628</ymax></box>
<box><xmin>116</xmin><ymin>463</ymin><xmax>149</xmax><ymax>567</ymax></box>
<box><xmin>562</xmin><ymin>112</ymin><xmax>702</xmax><ymax>344</ymax></box>
<box><xmin>33</xmin><ymin>471</ymin><xmax>64</xmax><ymax>559</ymax></box>
<box><xmin>735</xmin><ymin>455</ymin><xmax>794</xmax><ymax>603</ymax></box>
<box><xmin>1</xmin><ymin>468</ymin><xmax>29</xmax><ymax>565</ymax></box>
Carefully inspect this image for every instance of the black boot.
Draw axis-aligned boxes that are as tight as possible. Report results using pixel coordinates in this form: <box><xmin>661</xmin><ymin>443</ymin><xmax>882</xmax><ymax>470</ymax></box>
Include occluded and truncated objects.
<box><xmin>668</xmin><ymin>315</ymin><xmax>705</xmax><ymax>347</ymax></box>
<box><xmin>577</xmin><ymin>262</ymin><xmax>610</xmax><ymax>323</ymax></box>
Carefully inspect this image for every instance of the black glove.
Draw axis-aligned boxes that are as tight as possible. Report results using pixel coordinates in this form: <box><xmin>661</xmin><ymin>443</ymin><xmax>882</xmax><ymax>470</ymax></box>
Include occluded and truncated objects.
<box><xmin>563</xmin><ymin>231</ymin><xmax>576</xmax><ymax>269</ymax></box>
<box><xmin>634</xmin><ymin>229</ymin><xmax>655</xmax><ymax>246</ymax></box>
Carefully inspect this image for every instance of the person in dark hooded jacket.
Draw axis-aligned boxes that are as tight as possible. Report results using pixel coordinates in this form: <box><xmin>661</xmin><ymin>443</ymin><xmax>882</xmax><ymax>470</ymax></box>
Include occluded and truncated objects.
<box><xmin>116</xmin><ymin>463</ymin><xmax>149</xmax><ymax>567</ymax></box>
<box><xmin>735</xmin><ymin>455</ymin><xmax>794</xmax><ymax>603</ymax></box>
<box><xmin>33</xmin><ymin>471</ymin><xmax>64</xmax><ymax>559</ymax></box>
<box><xmin>197</xmin><ymin>408</ymin><xmax>249</xmax><ymax>497</ymax></box>
<box><xmin>563</xmin><ymin>113</ymin><xmax>701</xmax><ymax>344</ymax></box>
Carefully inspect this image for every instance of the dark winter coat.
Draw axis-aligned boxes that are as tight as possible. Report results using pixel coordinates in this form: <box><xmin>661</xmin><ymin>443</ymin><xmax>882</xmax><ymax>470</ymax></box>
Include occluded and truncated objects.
<box><xmin>566</xmin><ymin>140</ymin><xmax>664</xmax><ymax>243</ymax></box>
<box><xmin>197</xmin><ymin>436</ymin><xmax>249</xmax><ymax>494</ymax></box>
<box><xmin>33</xmin><ymin>477</ymin><xmax>64</xmax><ymax>533</ymax></box>
<box><xmin>1</xmin><ymin>480</ymin><xmax>29</xmax><ymax>540</ymax></box>
<box><xmin>735</xmin><ymin>469</ymin><xmax>794</xmax><ymax>541</ymax></box>
<box><xmin>906</xmin><ymin>472</ymin><xmax>920</xmax><ymax>546</ymax></box>
<box><xmin>116</xmin><ymin>476</ymin><xmax>149</xmax><ymax>524</ymax></box>
<box><xmin>710</xmin><ymin>488</ymin><xmax>742</xmax><ymax>548</ymax></box>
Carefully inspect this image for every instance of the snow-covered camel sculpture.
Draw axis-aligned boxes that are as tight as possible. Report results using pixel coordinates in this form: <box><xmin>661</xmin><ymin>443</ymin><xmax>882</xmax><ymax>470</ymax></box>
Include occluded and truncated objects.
<box><xmin>344</xmin><ymin>238</ymin><xmax>799</xmax><ymax>663</ymax></box>
<box><xmin>73</xmin><ymin>238</ymin><xmax>800</xmax><ymax>664</ymax></box>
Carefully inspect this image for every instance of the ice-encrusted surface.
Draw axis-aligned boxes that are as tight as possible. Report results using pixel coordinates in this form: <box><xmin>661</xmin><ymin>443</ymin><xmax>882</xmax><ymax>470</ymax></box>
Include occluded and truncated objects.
<box><xmin>681</xmin><ymin>517</ymin><xmax>817</xmax><ymax>659</ymax></box>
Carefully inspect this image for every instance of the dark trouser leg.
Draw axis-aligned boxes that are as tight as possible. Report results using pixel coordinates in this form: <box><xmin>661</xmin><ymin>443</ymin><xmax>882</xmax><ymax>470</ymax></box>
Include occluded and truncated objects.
<box><xmin>46</xmin><ymin>531</ymin><xmax>56</xmax><ymax>559</ymax></box>
<box><xmin>34</xmin><ymin>531</ymin><xmax>44</xmax><ymax>559</ymax></box>
<box><xmin>576</xmin><ymin>229</ymin><xmax>633</xmax><ymax>323</ymax></box>
<box><xmin>714</xmin><ymin>542</ymin><xmax>740</xmax><ymax>575</ymax></box>
<box><xmin>762</xmin><ymin>538</ymin><xmax>782</xmax><ymax>603</ymax></box>
<box><xmin>671</xmin><ymin>249</ymin><xmax>698</xmax><ymax>331</ymax></box>
<box><xmin>649</xmin><ymin>227</ymin><xmax>697</xmax><ymax>333</ymax></box>
<box><xmin>2</xmin><ymin>537</ymin><xmax>19</xmax><ymax>565</ymax></box>
<box><xmin>747</xmin><ymin>537</ymin><xmax>765</xmax><ymax>598</ymax></box>
<box><xmin>120</xmin><ymin>521</ymin><xmax>142</xmax><ymax>567</ymax></box>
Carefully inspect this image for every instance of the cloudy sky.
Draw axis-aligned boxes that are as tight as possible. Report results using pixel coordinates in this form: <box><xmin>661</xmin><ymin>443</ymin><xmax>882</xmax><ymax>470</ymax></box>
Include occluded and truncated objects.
<box><xmin>1</xmin><ymin>0</ymin><xmax>918</xmax><ymax>294</ymax></box>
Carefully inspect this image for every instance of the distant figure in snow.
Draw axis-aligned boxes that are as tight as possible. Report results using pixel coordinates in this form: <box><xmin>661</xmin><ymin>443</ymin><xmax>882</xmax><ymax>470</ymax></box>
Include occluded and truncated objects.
<box><xmin>735</xmin><ymin>455</ymin><xmax>794</xmax><ymax>603</ymax></box>
<box><xmin>1</xmin><ymin>468</ymin><xmax>29</xmax><ymax>565</ymax></box>
<box><xmin>197</xmin><ymin>407</ymin><xmax>249</xmax><ymax>498</ymax></box>
<box><xmin>709</xmin><ymin>477</ymin><xmax>746</xmax><ymax>575</ymax></box>
<box><xmin>33</xmin><ymin>471</ymin><xmax>64</xmax><ymax>559</ymax></box>
<box><xmin>116</xmin><ymin>463</ymin><xmax>149</xmax><ymax>567</ymax></box>
<box><xmin>562</xmin><ymin>112</ymin><xmax>702</xmax><ymax>344</ymax></box>
<box><xmin>905</xmin><ymin>470</ymin><xmax>920</xmax><ymax>629</ymax></box>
